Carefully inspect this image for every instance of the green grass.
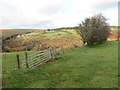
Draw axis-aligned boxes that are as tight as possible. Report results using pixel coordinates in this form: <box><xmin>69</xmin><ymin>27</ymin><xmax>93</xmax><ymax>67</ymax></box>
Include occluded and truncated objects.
<box><xmin>26</xmin><ymin>31</ymin><xmax>68</xmax><ymax>37</ymax></box>
<box><xmin>43</xmin><ymin>31</ymin><xmax>67</xmax><ymax>37</ymax></box>
<box><xmin>27</xmin><ymin>32</ymin><xmax>40</xmax><ymax>35</ymax></box>
<box><xmin>26</xmin><ymin>30</ymin><xmax>78</xmax><ymax>38</ymax></box>
<box><xmin>111</xmin><ymin>28</ymin><xmax>118</xmax><ymax>31</ymax></box>
<box><xmin>110</xmin><ymin>26</ymin><xmax>119</xmax><ymax>31</ymax></box>
<box><xmin>2</xmin><ymin>41</ymin><xmax>118</xmax><ymax>88</ymax></box>
<box><xmin>40</xmin><ymin>29</ymin><xmax>79</xmax><ymax>38</ymax></box>
<box><xmin>0</xmin><ymin>54</ymin><xmax>2</xmax><ymax>88</ymax></box>
<box><xmin>65</xmin><ymin>29</ymin><xmax>77</xmax><ymax>34</ymax></box>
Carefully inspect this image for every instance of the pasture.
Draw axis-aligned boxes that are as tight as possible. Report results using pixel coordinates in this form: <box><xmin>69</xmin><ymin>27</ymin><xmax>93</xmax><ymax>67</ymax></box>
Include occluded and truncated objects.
<box><xmin>110</xmin><ymin>26</ymin><xmax>119</xmax><ymax>31</ymax></box>
<box><xmin>2</xmin><ymin>41</ymin><xmax>118</xmax><ymax>88</ymax></box>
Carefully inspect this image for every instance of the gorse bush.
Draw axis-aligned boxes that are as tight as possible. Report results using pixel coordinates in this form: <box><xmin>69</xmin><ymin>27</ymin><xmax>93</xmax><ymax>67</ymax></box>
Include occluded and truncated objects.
<box><xmin>76</xmin><ymin>14</ymin><xmax>111</xmax><ymax>45</ymax></box>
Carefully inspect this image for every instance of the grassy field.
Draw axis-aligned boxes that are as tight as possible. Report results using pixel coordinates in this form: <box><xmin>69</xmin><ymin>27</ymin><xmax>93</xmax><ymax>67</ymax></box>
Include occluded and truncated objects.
<box><xmin>111</xmin><ymin>28</ymin><xmax>118</xmax><ymax>31</ymax></box>
<box><xmin>110</xmin><ymin>26</ymin><xmax>119</xmax><ymax>31</ymax></box>
<box><xmin>0</xmin><ymin>54</ymin><xmax>2</xmax><ymax>89</ymax></box>
<box><xmin>2</xmin><ymin>41</ymin><xmax>118</xmax><ymax>88</ymax></box>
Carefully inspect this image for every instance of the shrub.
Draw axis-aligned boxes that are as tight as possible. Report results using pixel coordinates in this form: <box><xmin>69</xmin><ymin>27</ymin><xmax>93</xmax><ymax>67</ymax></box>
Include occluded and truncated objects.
<box><xmin>3</xmin><ymin>46</ymin><xmax>12</xmax><ymax>52</ymax></box>
<box><xmin>76</xmin><ymin>14</ymin><xmax>111</xmax><ymax>45</ymax></box>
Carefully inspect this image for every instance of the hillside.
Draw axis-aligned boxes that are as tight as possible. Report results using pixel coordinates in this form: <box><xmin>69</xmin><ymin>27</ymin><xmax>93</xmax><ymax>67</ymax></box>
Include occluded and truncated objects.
<box><xmin>1</xmin><ymin>29</ymin><xmax>48</xmax><ymax>40</ymax></box>
<box><xmin>2</xmin><ymin>29</ymin><xmax>82</xmax><ymax>52</ymax></box>
<box><xmin>2</xmin><ymin>27</ymin><xmax>119</xmax><ymax>53</ymax></box>
<box><xmin>2</xmin><ymin>41</ymin><xmax>118</xmax><ymax>88</ymax></box>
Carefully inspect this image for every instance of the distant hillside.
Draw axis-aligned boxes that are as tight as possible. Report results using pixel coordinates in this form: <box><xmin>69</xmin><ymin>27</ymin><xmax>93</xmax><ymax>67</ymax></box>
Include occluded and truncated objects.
<box><xmin>51</xmin><ymin>26</ymin><xmax>119</xmax><ymax>31</ymax></box>
<box><xmin>0</xmin><ymin>29</ymin><xmax>48</xmax><ymax>31</ymax></box>
<box><xmin>1</xmin><ymin>29</ymin><xmax>48</xmax><ymax>40</ymax></box>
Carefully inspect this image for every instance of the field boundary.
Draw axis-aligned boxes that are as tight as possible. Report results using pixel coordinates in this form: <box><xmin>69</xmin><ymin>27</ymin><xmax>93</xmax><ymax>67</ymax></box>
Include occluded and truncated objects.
<box><xmin>16</xmin><ymin>47</ymin><xmax>64</xmax><ymax>69</ymax></box>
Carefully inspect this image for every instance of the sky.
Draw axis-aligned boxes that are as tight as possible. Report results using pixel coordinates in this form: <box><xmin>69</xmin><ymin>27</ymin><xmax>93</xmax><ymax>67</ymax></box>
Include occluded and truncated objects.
<box><xmin>0</xmin><ymin>0</ymin><xmax>119</xmax><ymax>29</ymax></box>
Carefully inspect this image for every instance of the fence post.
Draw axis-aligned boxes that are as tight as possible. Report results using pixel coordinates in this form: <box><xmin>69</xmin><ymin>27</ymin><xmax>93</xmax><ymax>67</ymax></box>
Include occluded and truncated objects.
<box><xmin>16</xmin><ymin>55</ymin><xmax>20</xmax><ymax>69</ymax></box>
<box><xmin>54</xmin><ymin>47</ymin><xmax>57</xmax><ymax>57</ymax></box>
<box><xmin>25</xmin><ymin>52</ymin><xmax>29</xmax><ymax>68</ymax></box>
<box><xmin>49</xmin><ymin>47</ymin><xmax>53</xmax><ymax>59</ymax></box>
<box><xmin>60</xmin><ymin>47</ymin><xmax>64</xmax><ymax>54</ymax></box>
<box><xmin>62</xmin><ymin>47</ymin><xmax>64</xmax><ymax>54</ymax></box>
<box><xmin>52</xmin><ymin>47</ymin><xmax>55</xmax><ymax>58</ymax></box>
<box><xmin>49</xmin><ymin>47</ymin><xmax>55</xmax><ymax>60</ymax></box>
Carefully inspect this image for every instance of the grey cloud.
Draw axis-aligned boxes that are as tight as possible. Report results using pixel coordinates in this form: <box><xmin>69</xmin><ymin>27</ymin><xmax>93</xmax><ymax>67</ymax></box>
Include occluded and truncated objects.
<box><xmin>4</xmin><ymin>20</ymin><xmax>55</xmax><ymax>29</ymax></box>
<box><xmin>0</xmin><ymin>0</ymin><xmax>118</xmax><ymax>29</ymax></box>
<box><xmin>39</xmin><ymin>3</ymin><xmax>64</xmax><ymax>15</ymax></box>
<box><xmin>92</xmin><ymin>1</ymin><xmax>117</xmax><ymax>10</ymax></box>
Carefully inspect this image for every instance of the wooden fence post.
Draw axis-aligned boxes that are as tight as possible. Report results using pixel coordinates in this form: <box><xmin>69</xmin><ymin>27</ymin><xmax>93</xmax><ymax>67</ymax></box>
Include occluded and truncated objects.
<box><xmin>16</xmin><ymin>55</ymin><xmax>20</xmax><ymax>69</ymax></box>
<box><xmin>54</xmin><ymin>47</ymin><xmax>57</xmax><ymax>57</ymax></box>
<box><xmin>62</xmin><ymin>47</ymin><xmax>64</xmax><ymax>54</ymax></box>
<box><xmin>49</xmin><ymin>47</ymin><xmax>53</xmax><ymax>59</ymax></box>
<box><xmin>60</xmin><ymin>47</ymin><xmax>64</xmax><ymax>54</ymax></box>
<box><xmin>25</xmin><ymin>52</ymin><xmax>29</xmax><ymax>68</ymax></box>
<box><xmin>52</xmin><ymin>47</ymin><xmax>55</xmax><ymax>58</ymax></box>
<box><xmin>49</xmin><ymin>47</ymin><xmax>55</xmax><ymax>60</ymax></box>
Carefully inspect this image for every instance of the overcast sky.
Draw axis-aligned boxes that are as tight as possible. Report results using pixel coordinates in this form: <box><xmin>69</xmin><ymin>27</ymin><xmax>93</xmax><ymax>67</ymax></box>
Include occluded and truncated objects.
<box><xmin>0</xmin><ymin>0</ymin><xmax>119</xmax><ymax>29</ymax></box>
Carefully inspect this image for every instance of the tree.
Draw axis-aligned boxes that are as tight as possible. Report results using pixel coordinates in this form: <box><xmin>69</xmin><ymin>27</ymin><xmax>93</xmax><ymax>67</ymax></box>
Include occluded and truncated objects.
<box><xmin>48</xmin><ymin>29</ymin><xmax>51</xmax><ymax>31</ymax></box>
<box><xmin>76</xmin><ymin>14</ymin><xmax>111</xmax><ymax>45</ymax></box>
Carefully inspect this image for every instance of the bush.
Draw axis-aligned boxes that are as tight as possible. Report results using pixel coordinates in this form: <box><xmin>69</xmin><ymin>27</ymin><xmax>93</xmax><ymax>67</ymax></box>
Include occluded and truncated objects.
<box><xmin>3</xmin><ymin>46</ymin><xmax>12</xmax><ymax>52</ymax></box>
<box><xmin>76</xmin><ymin>14</ymin><xmax>111</xmax><ymax>45</ymax></box>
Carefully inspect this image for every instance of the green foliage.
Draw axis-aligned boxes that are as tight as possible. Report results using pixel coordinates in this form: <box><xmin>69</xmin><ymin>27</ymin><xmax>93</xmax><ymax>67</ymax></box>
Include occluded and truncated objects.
<box><xmin>76</xmin><ymin>14</ymin><xmax>111</xmax><ymax>45</ymax></box>
<box><xmin>2</xmin><ymin>45</ymin><xmax>12</xmax><ymax>52</ymax></box>
<box><xmin>110</xmin><ymin>26</ymin><xmax>119</xmax><ymax>30</ymax></box>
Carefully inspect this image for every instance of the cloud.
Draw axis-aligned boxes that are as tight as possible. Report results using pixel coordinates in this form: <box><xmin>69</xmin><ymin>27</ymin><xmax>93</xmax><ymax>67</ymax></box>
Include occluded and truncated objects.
<box><xmin>0</xmin><ymin>0</ymin><xmax>119</xmax><ymax>29</ymax></box>
<box><xmin>103</xmin><ymin>7</ymin><xmax>118</xmax><ymax>26</ymax></box>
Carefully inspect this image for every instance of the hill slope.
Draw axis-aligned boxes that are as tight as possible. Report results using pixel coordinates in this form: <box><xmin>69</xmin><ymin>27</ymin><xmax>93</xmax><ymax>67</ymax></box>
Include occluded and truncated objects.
<box><xmin>2</xmin><ymin>41</ymin><xmax>118</xmax><ymax>88</ymax></box>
